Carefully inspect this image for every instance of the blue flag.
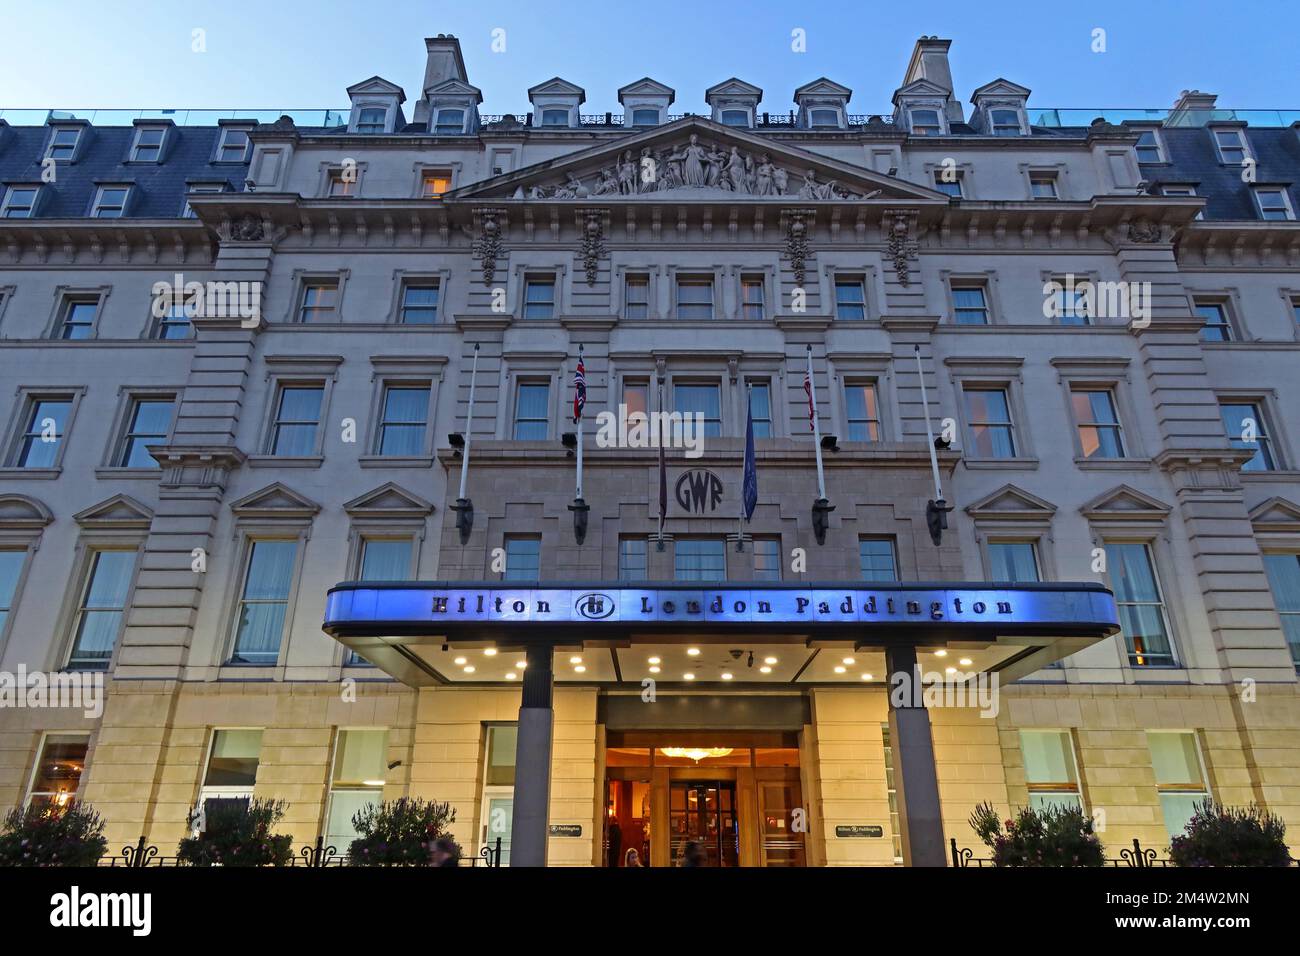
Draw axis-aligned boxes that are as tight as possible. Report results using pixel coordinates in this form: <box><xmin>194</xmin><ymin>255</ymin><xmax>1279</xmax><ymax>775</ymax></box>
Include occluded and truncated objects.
<box><xmin>742</xmin><ymin>390</ymin><xmax>758</xmax><ymax>521</ymax></box>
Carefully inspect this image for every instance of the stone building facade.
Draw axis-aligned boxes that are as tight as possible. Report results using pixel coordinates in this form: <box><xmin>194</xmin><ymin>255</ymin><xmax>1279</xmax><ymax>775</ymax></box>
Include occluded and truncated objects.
<box><xmin>0</xmin><ymin>35</ymin><xmax>1298</xmax><ymax>866</ymax></box>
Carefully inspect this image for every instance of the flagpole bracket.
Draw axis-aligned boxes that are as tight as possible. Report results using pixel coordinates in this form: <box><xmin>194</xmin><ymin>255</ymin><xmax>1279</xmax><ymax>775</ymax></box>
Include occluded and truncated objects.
<box><xmin>569</xmin><ymin>498</ymin><xmax>590</xmax><ymax>545</ymax></box>
<box><xmin>926</xmin><ymin>499</ymin><xmax>953</xmax><ymax>547</ymax></box>
<box><xmin>812</xmin><ymin>497</ymin><xmax>835</xmax><ymax>546</ymax></box>
<box><xmin>452</xmin><ymin>498</ymin><xmax>474</xmax><ymax>545</ymax></box>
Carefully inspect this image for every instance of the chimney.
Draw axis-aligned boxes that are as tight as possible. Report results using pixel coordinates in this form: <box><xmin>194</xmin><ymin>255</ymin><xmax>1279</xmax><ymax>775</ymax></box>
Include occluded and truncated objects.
<box><xmin>902</xmin><ymin>36</ymin><xmax>963</xmax><ymax>123</ymax></box>
<box><xmin>1167</xmin><ymin>89</ymin><xmax>1218</xmax><ymax>128</ymax></box>
<box><xmin>415</xmin><ymin>35</ymin><xmax>469</xmax><ymax>124</ymax></box>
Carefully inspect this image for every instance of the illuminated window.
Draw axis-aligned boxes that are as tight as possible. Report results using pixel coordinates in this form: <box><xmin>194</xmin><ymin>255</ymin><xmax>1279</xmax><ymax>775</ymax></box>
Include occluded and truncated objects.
<box><xmin>1108</xmin><ymin>542</ymin><xmax>1175</xmax><ymax>666</ymax></box>
<box><xmin>513</xmin><ymin>382</ymin><xmax>549</xmax><ymax>439</ymax></box>
<box><xmin>1020</xmin><ymin>730</ymin><xmax>1082</xmax><ymax>812</ymax></box>
<box><xmin>230</xmin><ymin>541</ymin><xmax>297</xmax><ymax>664</ymax></box>
<box><xmin>1070</xmin><ymin>387</ymin><xmax>1125</xmax><ymax>458</ymax></box>
<box><xmin>25</xmin><ymin>735</ymin><xmax>89</xmax><ymax>811</ymax></box>
<box><xmin>1147</xmin><ymin>732</ymin><xmax>1209</xmax><ymax>838</ymax></box>
<box><xmin>421</xmin><ymin>171</ymin><xmax>452</xmax><ymax>197</ymax></box>
<box><xmin>844</xmin><ymin>382</ymin><xmax>880</xmax><ymax>442</ymax></box>
<box><xmin>325</xmin><ymin>729</ymin><xmax>388</xmax><ymax>853</ymax></box>
<box><xmin>674</xmin><ymin>539</ymin><xmax>726</xmax><ymax>581</ymax></box>
<box><xmin>964</xmin><ymin>387</ymin><xmax>1016</xmax><ymax>458</ymax></box>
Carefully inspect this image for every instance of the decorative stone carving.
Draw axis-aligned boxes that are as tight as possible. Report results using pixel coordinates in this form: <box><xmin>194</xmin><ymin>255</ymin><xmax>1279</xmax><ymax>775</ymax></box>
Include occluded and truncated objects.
<box><xmin>521</xmin><ymin>135</ymin><xmax>882</xmax><ymax>201</ymax></box>
<box><xmin>884</xmin><ymin>209</ymin><xmax>918</xmax><ymax>286</ymax></box>
<box><xmin>229</xmin><ymin>213</ymin><xmax>265</xmax><ymax>242</ymax></box>
<box><xmin>473</xmin><ymin>209</ymin><xmax>506</xmax><ymax>286</ymax></box>
<box><xmin>1126</xmin><ymin>217</ymin><xmax>1171</xmax><ymax>243</ymax></box>
<box><xmin>784</xmin><ymin>210</ymin><xmax>812</xmax><ymax>287</ymax></box>
<box><xmin>578</xmin><ymin>209</ymin><xmax>606</xmax><ymax>286</ymax></box>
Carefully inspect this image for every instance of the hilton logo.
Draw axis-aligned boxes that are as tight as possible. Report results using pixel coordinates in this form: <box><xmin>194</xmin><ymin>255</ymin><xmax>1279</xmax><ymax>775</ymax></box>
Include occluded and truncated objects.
<box><xmin>675</xmin><ymin>469</ymin><xmax>724</xmax><ymax>514</ymax></box>
<box><xmin>575</xmin><ymin>593</ymin><xmax>615</xmax><ymax>620</ymax></box>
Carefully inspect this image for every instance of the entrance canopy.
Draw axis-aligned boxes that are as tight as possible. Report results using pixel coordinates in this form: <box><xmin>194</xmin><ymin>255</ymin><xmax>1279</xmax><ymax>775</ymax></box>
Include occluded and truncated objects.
<box><xmin>323</xmin><ymin>581</ymin><xmax>1119</xmax><ymax>687</ymax></box>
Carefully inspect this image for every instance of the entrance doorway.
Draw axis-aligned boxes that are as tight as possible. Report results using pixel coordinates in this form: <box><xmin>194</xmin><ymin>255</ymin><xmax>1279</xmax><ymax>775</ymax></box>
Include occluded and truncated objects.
<box><xmin>603</xmin><ymin>731</ymin><xmax>806</xmax><ymax>867</ymax></box>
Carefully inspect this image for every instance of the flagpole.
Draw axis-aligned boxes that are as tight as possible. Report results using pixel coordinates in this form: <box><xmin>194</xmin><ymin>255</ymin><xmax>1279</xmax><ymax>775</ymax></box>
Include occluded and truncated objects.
<box><xmin>656</xmin><ymin>378</ymin><xmax>666</xmax><ymax>552</ymax></box>
<box><xmin>458</xmin><ymin>343</ymin><xmax>479</xmax><ymax>500</ymax></box>
<box><xmin>575</xmin><ymin>344</ymin><xmax>584</xmax><ymax>501</ymax></box>
<box><xmin>737</xmin><ymin>383</ymin><xmax>750</xmax><ymax>553</ymax></box>
<box><xmin>807</xmin><ymin>345</ymin><xmax>826</xmax><ymax>500</ymax></box>
<box><xmin>915</xmin><ymin>344</ymin><xmax>943</xmax><ymax>503</ymax></box>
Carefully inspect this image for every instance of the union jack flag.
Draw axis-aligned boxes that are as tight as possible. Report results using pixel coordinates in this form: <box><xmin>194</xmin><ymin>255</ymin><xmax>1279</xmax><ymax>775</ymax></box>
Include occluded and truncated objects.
<box><xmin>572</xmin><ymin>354</ymin><xmax>586</xmax><ymax>423</ymax></box>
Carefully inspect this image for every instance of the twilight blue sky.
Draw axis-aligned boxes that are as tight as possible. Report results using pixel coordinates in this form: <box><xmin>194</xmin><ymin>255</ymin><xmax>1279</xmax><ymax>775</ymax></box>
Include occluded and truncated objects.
<box><xmin>2</xmin><ymin>0</ymin><xmax>1298</xmax><ymax>114</ymax></box>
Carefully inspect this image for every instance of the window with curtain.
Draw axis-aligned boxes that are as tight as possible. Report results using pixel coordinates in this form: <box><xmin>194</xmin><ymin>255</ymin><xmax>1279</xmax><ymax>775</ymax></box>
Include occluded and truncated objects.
<box><xmin>118</xmin><ymin>397</ymin><xmax>173</xmax><ymax>468</ymax></box>
<box><xmin>1071</xmin><ymin>388</ymin><xmax>1125</xmax><ymax>458</ymax></box>
<box><xmin>326</xmin><ymin>729</ymin><xmax>388</xmax><ymax>854</ymax></box>
<box><xmin>676</xmin><ymin>277</ymin><xmax>714</xmax><ymax>320</ymax></box>
<box><xmin>513</xmin><ymin>382</ymin><xmax>549</xmax><ymax>440</ymax></box>
<box><xmin>0</xmin><ymin>549</ymin><xmax>26</xmax><ymax>634</ymax></box>
<box><xmin>1108</xmin><ymin>542</ymin><xmax>1175</xmax><ymax>667</ymax></box>
<box><xmin>523</xmin><ymin>277</ymin><xmax>555</xmax><ymax>319</ymax></box>
<box><xmin>753</xmin><ymin>539</ymin><xmax>781</xmax><ymax>581</ymax></box>
<box><xmin>359</xmin><ymin>538</ymin><xmax>412</xmax><ymax>581</ymax></box>
<box><xmin>26</xmin><ymin>735</ymin><xmax>89</xmax><ymax>810</ymax></box>
<box><xmin>859</xmin><ymin>539</ymin><xmax>897</xmax><ymax>582</ymax></box>
<box><xmin>834</xmin><ymin>279</ymin><xmax>866</xmax><ymax>320</ymax></box>
<box><xmin>68</xmin><ymin>549</ymin><xmax>136</xmax><ymax>669</ymax></box>
<box><xmin>399</xmin><ymin>284</ymin><xmax>439</xmax><ymax>324</ymax></box>
<box><xmin>965</xmin><ymin>387</ymin><xmax>1016</xmax><ymax>458</ymax></box>
<box><xmin>504</xmin><ymin>537</ymin><xmax>541</xmax><ymax>581</ymax></box>
<box><xmin>376</xmin><ymin>385</ymin><xmax>429</xmax><ymax>456</ymax></box>
<box><xmin>298</xmin><ymin>281</ymin><xmax>338</xmax><ymax>322</ymax></box>
<box><xmin>1020</xmin><ymin>730</ymin><xmax>1082</xmax><ymax>811</ymax></box>
<box><xmin>231</xmin><ymin>540</ymin><xmax>297</xmax><ymax>664</ymax></box>
<box><xmin>951</xmin><ymin>285</ymin><xmax>989</xmax><ymax>324</ymax></box>
<box><xmin>1219</xmin><ymin>401</ymin><xmax>1276</xmax><ymax>471</ymax></box>
<box><xmin>1262</xmin><ymin>553</ymin><xmax>1300</xmax><ymax>666</ymax></box>
<box><xmin>673</xmin><ymin>383</ymin><xmax>721</xmax><ymax>437</ymax></box>
<box><xmin>674</xmin><ymin>539</ymin><xmax>726</xmax><ymax>581</ymax></box>
<box><xmin>1147</xmin><ymin>731</ymin><xmax>1209</xmax><ymax>838</ymax></box>
<box><xmin>844</xmin><ymin>383</ymin><xmax>880</xmax><ymax>442</ymax></box>
<box><xmin>14</xmin><ymin>397</ymin><xmax>72</xmax><ymax>467</ymax></box>
<box><xmin>624</xmin><ymin>275</ymin><xmax>649</xmax><ymax>319</ymax></box>
<box><xmin>619</xmin><ymin>538</ymin><xmax>647</xmax><ymax>580</ymax></box>
<box><xmin>269</xmin><ymin>386</ymin><xmax>324</xmax><ymax>456</ymax></box>
<box><xmin>621</xmin><ymin>380</ymin><xmax>648</xmax><ymax>430</ymax></box>
<box><xmin>747</xmin><ymin>382</ymin><xmax>772</xmax><ymax>438</ymax></box>
<box><xmin>989</xmin><ymin>541</ymin><xmax>1040</xmax><ymax>582</ymax></box>
<box><xmin>740</xmin><ymin>276</ymin><xmax>765</xmax><ymax>320</ymax></box>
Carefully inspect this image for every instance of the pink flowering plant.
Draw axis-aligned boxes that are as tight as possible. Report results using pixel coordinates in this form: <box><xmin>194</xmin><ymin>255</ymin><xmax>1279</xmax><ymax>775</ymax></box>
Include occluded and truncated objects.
<box><xmin>969</xmin><ymin>800</ymin><xmax>1105</xmax><ymax>867</ymax></box>
<box><xmin>1168</xmin><ymin>800</ymin><xmax>1291</xmax><ymax>867</ymax></box>
<box><xmin>177</xmin><ymin>797</ymin><xmax>293</xmax><ymax>867</ymax></box>
<box><xmin>0</xmin><ymin>800</ymin><xmax>108</xmax><ymax>867</ymax></box>
<box><xmin>347</xmin><ymin>797</ymin><xmax>459</xmax><ymax>866</ymax></box>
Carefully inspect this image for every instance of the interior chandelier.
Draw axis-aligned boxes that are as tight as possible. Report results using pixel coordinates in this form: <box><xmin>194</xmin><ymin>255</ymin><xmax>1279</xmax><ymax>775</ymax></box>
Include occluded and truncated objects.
<box><xmin>658</xmin><ymin>747</ymin><xmax>734</xmax><ymax>763</ymax></box>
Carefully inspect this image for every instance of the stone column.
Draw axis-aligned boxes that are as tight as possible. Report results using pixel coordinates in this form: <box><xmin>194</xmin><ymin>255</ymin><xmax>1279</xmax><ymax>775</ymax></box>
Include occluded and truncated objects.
<box><xmin>509</xmin><ymin>642</ymin><xmax>555</xmax><ymax>866</ymax></box>
<box><xmin>885</xmin><ymin>644</ymin><xmax>947</xmax><ymax>866</ymax></box>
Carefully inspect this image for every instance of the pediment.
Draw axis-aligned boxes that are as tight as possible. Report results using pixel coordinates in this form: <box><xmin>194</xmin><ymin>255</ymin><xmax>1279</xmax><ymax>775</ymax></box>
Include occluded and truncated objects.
<box><xmin>795</xmin><ymin>77</ymin><xmax>852</xmax><ymax>101</ymax></box>
<box><xmin>425</xmin><ymin>78</ymin><xmax>483</xmax><ymax>102</ymax></box>
<box><xmin>528</xmin><ymin>77</ymin><xmax>586</xmax><ymax>102</ymax></box>
<box><xmin>74</xmin><ymin>494</ymin><xmax>153</xmax><ymax>530</ymax></box>
<box><xmin>618</xmin><ymin>77</ymin><xmax>675</xmax><ymax>103</ymax></box>
<box><xmin>965</xmin><ymin>484</ymin><xmax>1057</xmax><ymax>521</ymax></box>
<box><xmin>1080</xmin><ymin>484</ymin><xmax>1172</xmax><ymax>520</ymax></box>
<box><xmin>706</xmin><ymin>78</ymin><xmax>763</xmax><ymax>102</ymax></box>
<box><xmin>347</xmin><ymin>76</ymin><xmax>406</xmax><ymax>101</ymax></box>
<box><xmin>0</xmin><ymin>493</ymin><xmax>53</xmax><ymax>528</ymax></box>
<box><xmin>971</xmin><ymin>78</ymin><xmax>1031</xmax><ymax>102</ymax></box>
<box><xmin>230</xmin><ymin>482</ymin><xmax>321</xmax><ymax>519</ymax></box>
<box><xmin>1249</xmin><ymin>496</ymin><xmax>1300</xmax><ymax>532</ymax></box>
<box><xmin>344</xmin><ymin>482</ymin><xmax>435</xmax><ymax>519</ymax></box>
<box><xmin>893</xmin><ymin>78</ymin><xmax>951</xmax><ymax>101</ymax></box>
<box><xmin>448</xmin><ymin>116</ymin><xmax>948</xmax><ymax>203</ymax></box>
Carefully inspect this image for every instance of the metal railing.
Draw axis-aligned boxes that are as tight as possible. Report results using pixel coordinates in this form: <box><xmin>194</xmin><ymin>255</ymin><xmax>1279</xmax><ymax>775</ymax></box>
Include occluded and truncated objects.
<box><xmin>99</xmin><ymin>834</ymin><xmax>502</xmax><ymax>868</ymax></box>
<box><xmin>951</xmin><ymin>836</ymin><xmax>1171</xmax><ymax>868</ymax></box>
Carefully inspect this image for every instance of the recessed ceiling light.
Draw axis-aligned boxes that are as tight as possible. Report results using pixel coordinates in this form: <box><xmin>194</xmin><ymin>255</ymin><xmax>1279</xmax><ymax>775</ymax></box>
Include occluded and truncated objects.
<box><xmin>505</xmin><ymin>672</ymin><xmax>517</xmax><ymax>680</ymax></box>
<box><xmin>959</xmin><ymin>658</ymin><xmax>973</xmax><ymax>666</ymax></box>
<box><xmin>483</xmin><ymin>648</ymin><xmax>498</xmax><ymax>657</ymax></box>
<box><xmin>834</xmin><ymin>665</ymin><xmax>847</xmax><ymax>674</ymax></box>
<box><xmin>648</xmin><ymin>656</ymin><xmax>661</xmax><ymax>665</ymax></box>
<box><xmin>463</xmin><ymin>665</ymin><xmax>475</xmax><ymax>673</ymax></box>
<box><xmin>934</xmin><ymin>649</ymin><xmax>948</xmax><ymax>657</ymax></box>
<box><xmin>569</xmin><ymin>656</ymin><xmax>583</xmax><ymax>664</ymax></box>
<box><xmin>861</xmin><ymin>673</ymin><xmax>873</xmax><ymax>681</ymax></box>
<box><xmin>453</xmin><ymin>657</ymin><xmax>467</xmax><ymax>665</ymax></box>
<box><xmin>945</xmin><ymin>666</ymin><xmax>956</xmax><ymax>674</ymax></box>
<box><xmin>574</xmin><ymin>665</ymin><xmax>587</xmax><ymax>674</ymax></box>
<box><xmin>759</xmin><ymin>666</ymin><xmax>772</xmax><ymax>674</ymax></box>
<box><xmin>516</xmin><ymin>661</ymin><xmax>527</xmax><ymax>669</ymax></box>
<box><xmin>721</xmin><ymin>672</ymin><xmax>733</xmax><ymax>680</ymax></box>
<box><xmin>687</xmin><ymin>648</ymin><xmax>700</xmax><ymax>657</ymax></box>
<box><xmin>842</xmin><ymin>657</ymin><xmax>855</xmax><ymax>665</ymax></box>
<box><xmin>764</xmin><ymin>656</ymin><xmax>778</xmax><ymax>665</ymax></box>
<box><xmin>649</xmin><ymin>666</ymin><xmax>660</xmax><ymax>674</ymax></box>
<box><xmin>683</xmin><ymin>673</ymin><xmax>695</xmax><ymax>680</ymax></box>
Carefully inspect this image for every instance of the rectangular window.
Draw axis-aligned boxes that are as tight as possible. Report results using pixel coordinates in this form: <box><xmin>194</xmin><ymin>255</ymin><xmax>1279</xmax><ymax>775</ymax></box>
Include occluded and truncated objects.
<box><xmin>674</xmin><ymin>539</ymin><xmax>726</xmax><ymax>581</ymax></box>
<box><xmin>182</xmin><ymin>183</ymin><xmax>224</xmax><ymax>218</ymax></box>
<box><xmin>624</xmin><ymin>274</ymin><xmax>649</xmax><ymax>319</ymax></box>
<box><xmin>399</xmin><ymin>283</ymin><xmax>440</xmax><ymax>324</ymax></box>
<box><xmin>673</xmin><ymin>383</ymin><xmax>721</xmax><ymax>437</ymax></box>
<box><xmin>503</xmin><ymin>537</ymin><xmax>541</xmax><ymax>581</ymax></box>
<box><xmin>0</xmin><ymin>549</ymin><xmax>26</xmax><ymax>634</ymax></box>
<box><xmin>481</xmin><ymin>724</ymin><xmax>517</xmax><ymax>864</ymax></box>
<box><xmin>1</xmin><ymin>185</ymin><xmax>39</xmax><ymax>218</ymax></box>
<box><xmin>199</xmin><ymin>729</ymin><xmax>262</xmax><ymax>811</ymax></box>
<box><xmin>632</xmin><ymin>109</ymin><xmax>659</xmax><ymax>127</ymax></box>
<box><xmin>990</xmin><ymin>109</ymin><xmax>1021</xmax><ymax>136</ymax></box>
<box><xmin>1134</xmin><ymin>129</ymin><xmax>1164</xmax><ymax>164</ymax></box>
<box><xmin>1219</xmin><ymin>401</ymin><xmax>1276</xmax><ymax>472</ymax></box>
<box><xmin>1029</xmin><ymin>174</ymin><xmax>1059</xmax><ymax>199</ymax></box>
<box><xmin>356</xmin><ymin>108</ymin><xmax>386</xmax><ymax>134</ymax></box>
<box><xmin>834</xmin><ymin>279</ymin><xmax>866</xmax><ymax>321</ymax></box>
<box><xmin>1020</xmin><ymin>730</ymin><xmax>1082</xmax><ymax>811</ymax></box>
<box><xmin>358</xmin><ymin>538</ymin><xmax>413</xmax><ymax>581</ymax></box>
<box><xmin>1147</xmin><ymin>731</ymin><xmax>1209</xmax><ymax>838</ymax></box>
<box><xmin>14</xmin><ymin>397</ymin><xmax>72</xmax><ymax>468</ymax></box>
<box><xmin>541</xmin><ymin>108</ymin><xmax>570</xmax><ymax>127</ymax></box>
<box><xmin>621</xmin><ymin>380</ymin><xmax>648</xmax><ymax>430</ymax></box>
<box><xmin>753</xmin><ymin>538</ymin><xmax>781</xmax><ymax>581</ymax></box>
<box><xmin>25</xmin><ymin>735</ymin><xmax>89</xmax><ymax>810</ymax></box>
<box><xmin>434</xmin><ymin>110</ymin><xmax>465</xmax><ymax>135</ymax></box>
<box><xmin>740</xmin><ymin>276</ymin><xmax>765</xmax><ymax>321</ymax></box>
<box><xmin>1254</xmin><ymin>187</ymin><xmax>1294</xmax><ymax>221</ymax></box>
<box><xmin>844</xmin><ymin>382</ymin><xmax>880</xmax><ymax>442</ymax></box>
<box><xmin>523</xmin><ymin>277</ymin><xmax>556</xmax><ymax>320</ymax></box>
<box><xmin>298</xmin><ymin>281</ymin><xmax>339</xmax><ymax>322</ymax></box>
<box><xmin>619</xmin><ymin>538</ymin><xmax>647</xmax><ymax>581</ymax></box>
<box><xmin>859</xmin><ymin>538</ymin><xmax>897</xmax><ymax>582</ymax></box>
<box><xmin>1262</xmin><ymin>553</ymin><xmax>1300</xmax><ymax>667</ymax></box>
<box><xmin>269</xmin><ymin>385</ymin><xmax>323</xmax><ymax>456</ymax></box>
<box><xmin>1161</xmin><ymin>185</ymin><xmax>1202</xmax><ymax>219</ymax></box>
<box><xmin>327</xmin><ymin>171</ymin><xmax>355</xmax><ymax>198</ymax></box>
<box><xmin>58</xmin><ymin>296</ymin><xmax>100</xmax><ymax>339</ymax></box>
<box><xmin>92</xmin><ymin>185</ymin><xmax>130</xmax><ymax>218</ymax></box>
<box><xmin>67</xmin><ymin>550</ymin><xmax>136</xmax><ymax>669</ymax></box>
<box><xmin>932</xmin><ymin>172</ymin><xmax>963</xmax><ymax>198</ymax></box>
<box><xmin>810</xmin><ymin>108</ymin><xmax>840</xmax><ymax>129</ymax></box>
<box><xmin>1292</xmin><ymin>297</ymin><xmax>1300</xmax><ymax>330</ymax></box>
<box><xmin>1050</xmin><ymin>279</ymin><xmax>1090</xmax><ymax>326</ymax></box>
<box><xmin>1071</xmin><ymin>387</ymin><xmax>1125</xmax><ymax>458</ymax></box>
<box><xmin>421</xmin><ymin>171</ymin><xmax>452</xmax><ymax>197</ymax></box>
<box><xmin>1213</xmin><ymin>128</ymin><xmax>1247</xmax><ymax>165</ymax></box>
<box><xmin>676</xmin><ymin>277</ymin><xmax>714</xmax><ymax>320</ymax></box>
<box><xmin>951</xmin><ymin>284</ymin><xmax>989</xmax><ymax>325</ymax></box>
<box><xmin>909</xmin><ymin>109</ymin><xmax>941</xmax><ymax>135</ymax></box>
<box><xmin>513</xmin><ymin>381</ymin><xmax>549</xmax><ymax>440</ymax></box>
<box><xmin>1194</xmin><ymin>301</ymin><xmax>1232</xmax><ymax>342</ymax></box>
<box><xmin>131</xmin><ymin>126</ymin><xmax>166</xmax><ymax>162</ymax></box>
<box><xmin>965</xmin><ymin>387</ymin><xmax>1016</xmax><ymax>458</ymax></box>
<box><xmin>989</xmin><ymin>541</ymin><xmax>1040</xmax><ymax>582</ymax></box>
<box><xmin>47</xmin><ymin>127</ymin><xmax>82</xmax><ymax>161</ymax></box>
<box><xmin>156</xmin><ymin>299</ymin><xmax>193</xmax><ymax>339</ymax></box>
<box><xmin>376</xmin><ymin>385</ymin><xmax>429</xmax><ymax>456</ymax></box>
<box><xmin>325</xmin><ymin>729</ymin><xmax>388</xmax><ymax>854</ymax></box>
<box><xmin>231</xmin><ymin>541</ymin><xmax>297</xmax><ymax>664</ymax></box>
<box><xmin>1109</xmin><ymin>542</ymin><xmax>1175</xmax><ymax>666</ymax></box>
<box><xmin>748</xmin><ymin>382</ymin><xmax>772</xmax><ymax>438</ymax></box>
<box><xmin>117</xmin><ymin>397</ymin><xmax>174</xmax><ymax>468</ymax></box>
<box><xmin>216</xmin><ymin>127</ymin><xmax>250</xmax><ymax>163</ymax></box>
<box><xmin>490</xmin><ymin>150</ymin><xmax>511</xmax><ymax>176</ymax></box>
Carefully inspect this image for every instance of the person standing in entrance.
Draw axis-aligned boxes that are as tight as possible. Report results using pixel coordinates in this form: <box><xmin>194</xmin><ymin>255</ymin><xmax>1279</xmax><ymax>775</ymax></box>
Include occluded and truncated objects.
<box><xmin>680</xmin><ymin>841</ymin><xmax>706</xmax><ymax>867</ymax></box>
<box><xmin>624</xmin><ymin>848</ymin><xmax>643</xmax><ymax>868</ymax></box>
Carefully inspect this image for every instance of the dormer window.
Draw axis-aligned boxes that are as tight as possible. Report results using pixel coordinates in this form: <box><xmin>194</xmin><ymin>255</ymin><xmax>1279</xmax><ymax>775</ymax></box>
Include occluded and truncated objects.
<box><xmin>541</xmin><ymin>108</ymin><xmax>570</xmax><ymax>127</ymax></box>
<box><xmin>434</xmin><ymin>109</ymin><xmax>466</xmax><ymax>135</ymax></box>
<box><xmin>46</xmin><ymin>126</ymin><xmax>82</xmax><ymax>161</ymax></box>
<box><xmin>1254</xmin><ymin>187</ymin><xmax>1295</xmax><ymax>221</ymax></box>
<box><xmin>1</xmin><ymin>185</ymin><xmax>39</xmax><ymax>218</ymax></box>
<box><xmin>327</xmin><ymin>170</ymin><xmax>355</xmax><ymax>198</ymax></box>
<box><xmin>356</xmin><ymin>108</ymin><xmax>387</xmax><ymax>134</ymax></box>
<box><xmin>810</xmin><ymin>108</ymin><xmax>841</xmax><ymax>129</ymax></box>
<box><xmin>1212</xmin><ymin>128</ymin><xmax>1249</xmax><ymax>165</ymax></box>
<box><xmin>130</xmin><ymin>126</ymin><xmax>166</xmax><ymax>162</ymax></box>
<box><xmin>91</xmin><ymin>185</ymin><xmax>131</xmax><ymax>218</ymax></box>
<box><xmin>909</xmin><ymin>109</ymin><xmax>942</xmax><ymax>135</ymax></box>
<box><xmin>1135</xmin><ymin>128</ymin><xmax>1165</xmax><ymax>164</ymax></box>
<box><xmin>990</xmin><ymin>109</ymin><xmax>1022</xmax><ymax>136</ymax></box>
<box><xmin>631</xmin><ymin>108</ymin><xmax>660</xmax><ymax>127</ymax></box>
<box><xmin>720</xmin><ymin>109</ymin><xmax>750</xmax><ymax>128</ymax></box>
<box><xmin>216</xmin><ymin>126</ymin><xmax>251</xmax><ymax>163</ymax></box>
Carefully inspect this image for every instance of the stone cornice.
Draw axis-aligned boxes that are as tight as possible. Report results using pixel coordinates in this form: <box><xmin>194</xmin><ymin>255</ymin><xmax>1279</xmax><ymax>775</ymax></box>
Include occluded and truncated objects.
<box><xmin>0</xmin><ymin>219</ymin><xmax>213</xmax><ymax>266</ymax></box>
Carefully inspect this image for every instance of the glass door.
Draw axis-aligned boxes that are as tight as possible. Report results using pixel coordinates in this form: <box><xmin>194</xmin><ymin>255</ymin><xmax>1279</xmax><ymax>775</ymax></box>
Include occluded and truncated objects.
<box><xmin>482</xmin><ymin>793</ymin><xmax>513</xmax><ymax>866</ymax></box>
<box><xmin>669</xmin><ymin>781</ymin><xmax>738</xmax><ymax>867</ymax></box>
<box><xmin>759</xmin><ymin>781</ymin><xmax>806</xmax><ymax>866</ymax></box>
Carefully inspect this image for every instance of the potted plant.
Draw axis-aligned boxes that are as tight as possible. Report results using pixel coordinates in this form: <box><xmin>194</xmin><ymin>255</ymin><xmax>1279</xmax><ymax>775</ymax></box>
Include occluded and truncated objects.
<box><xmin>0</xmin><ymin>800</ymin><xmax>108</xmax><ymax>867</ymax></box>
<box><xmin>1168</xmin><ymin>800</ymin><xmax>1291</xmax><ymax>867</ymax></box>
<box><xmin>177</xmin><ymin>797</ymin><xmax>293</xmax><ymax>867</ymax></box>
<box><xmin>970</xmin><ymin>800</ymin><xmax>1105</xmax><ymax>867</ymax></box>
<box><xmin>347</xmin><ymin>797</ymin><xmax>460</xmax><ymax>866</ymax></box>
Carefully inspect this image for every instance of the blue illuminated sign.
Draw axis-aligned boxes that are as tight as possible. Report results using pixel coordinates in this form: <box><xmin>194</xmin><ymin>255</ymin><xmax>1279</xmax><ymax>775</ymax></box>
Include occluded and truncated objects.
<box><xmin>324</xmin><ymin>583</ymin><xmax>1119</xmax><ymax>633</ymax></box>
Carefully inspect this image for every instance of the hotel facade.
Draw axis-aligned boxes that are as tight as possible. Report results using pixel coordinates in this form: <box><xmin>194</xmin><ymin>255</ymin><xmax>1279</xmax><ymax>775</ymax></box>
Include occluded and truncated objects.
<box><xmin>1</xmin><ymin>35</ymin><xmax>1299</xmax><ymax>867</ymax></box>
